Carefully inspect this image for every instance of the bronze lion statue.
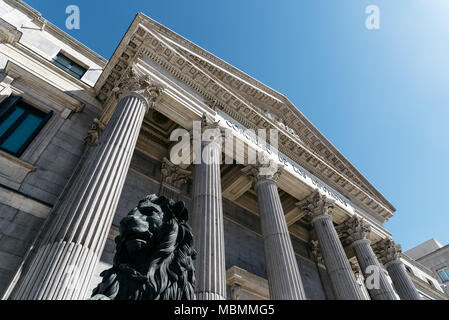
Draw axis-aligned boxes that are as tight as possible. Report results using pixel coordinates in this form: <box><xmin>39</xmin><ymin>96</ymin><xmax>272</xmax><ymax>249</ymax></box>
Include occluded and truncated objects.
<box><xmin>91</xmin><ymin>194</ymin><xmax>196</xmax><ymax>300</ymax></box>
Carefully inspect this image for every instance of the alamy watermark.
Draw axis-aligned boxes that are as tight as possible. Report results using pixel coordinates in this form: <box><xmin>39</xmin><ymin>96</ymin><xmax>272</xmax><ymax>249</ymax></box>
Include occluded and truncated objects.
<box><xmin>365</xmin><ymin>5</ymin><xmax>380</xmax><ymax>30</ymax></box>
<box><xmin>65</xmin><ymin>5</ymin><xmax>80</xmax><ymax>30</ymax></box>
<box><xmin>365</xmin><ymin>265</ymin><xmax>381</xmax><ymax>290</ymax></box>
<box><xmin>63</xmin><ymin>5</ymin><xmax>380</xmax><ymax>31</ymax></box>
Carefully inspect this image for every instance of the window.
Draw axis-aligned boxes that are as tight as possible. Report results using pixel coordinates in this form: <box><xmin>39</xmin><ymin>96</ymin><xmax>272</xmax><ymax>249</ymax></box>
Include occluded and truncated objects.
<box><xmin>52</xmin><ymin>52</ymin><xmax>87</xmax><ymax>79</ymax></box>
<box><xmin>0</xmin><ymin>96</ymin><xmax>52</xmax><ymax>157</ymax></box>
<box><xmin>405</xmin><ymin>266</ymin><xmax>413</xmax><ymax>274</ymax></box>
<box><xmin>438</xmin><ymin>268</ymin><xmax>449</xmax><ymax>283</ymax></box>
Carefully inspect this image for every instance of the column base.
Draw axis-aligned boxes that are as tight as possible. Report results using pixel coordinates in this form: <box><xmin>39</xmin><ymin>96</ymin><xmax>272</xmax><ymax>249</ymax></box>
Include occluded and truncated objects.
<box><xmin>13</xmin><ymin>241</ymin><xmax>97</xmax><ymax>300</ymax></box>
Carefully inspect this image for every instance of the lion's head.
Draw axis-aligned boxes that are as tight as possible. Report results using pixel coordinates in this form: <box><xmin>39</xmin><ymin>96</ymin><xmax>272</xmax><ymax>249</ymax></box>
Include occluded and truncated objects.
<box><xmin>91</xmin><ymin>194</ymin><xmax>196</xmax><ymax>300</ymax></box>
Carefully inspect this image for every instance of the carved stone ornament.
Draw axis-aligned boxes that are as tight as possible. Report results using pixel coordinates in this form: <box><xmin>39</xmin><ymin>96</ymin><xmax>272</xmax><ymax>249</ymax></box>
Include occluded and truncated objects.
<box><xmin>91</xmin><ymin>194</ymin><xmax>197</xmax><ymax>300</ymax></box>
<box><xmin>296</xmin><ymin>190</ymin><xmax>334</xmax><ymax>220</ymax></box>
<box><xmin>310</xmin><ymin>239</ymin><xmax>324</xmax><ymax>265</ymax></box>
<box><xmin>84</xmin><ymin>118</ymin><xmax>106</xmax><ymax>146</ymax></box>
<box><xmin>373</xmin><ymin>238</ymin><xmax>402</xmax><ymax>265</ymax></box>
<box><xmin>241</xmin><ymin>162</ymin><xmax>282</xmax><ymax>185</ymax></box>
<box><xmin>336</xmin><ymin>215</ymin><xmax>371</xmax><ymax>244</ymax></box>
<box><xmin>349</xmin><ymin>259</ymin><xmax>361</xmax><ymax>275</ymax></box>
<box><xmin>161</xmin><ymin>157</ymin><xmax>192</xmax><ymax>189</ymax></box>
<box><xmin>112</xmin><ymin>66</ymin><xmax>163</xmax><ymax>109</ymax></box>
<box><xmin>200</xmin><ymin>113</ymin><xmax>222</xmax><ymax>132</ymax></box>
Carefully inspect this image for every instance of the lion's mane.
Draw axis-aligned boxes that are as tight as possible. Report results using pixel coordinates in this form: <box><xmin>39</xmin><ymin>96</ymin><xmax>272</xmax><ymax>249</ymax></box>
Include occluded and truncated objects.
<box><xmin>91</xmin><ymin>195</ymin><xmax>196</xmax><ymax>300</ymax></box>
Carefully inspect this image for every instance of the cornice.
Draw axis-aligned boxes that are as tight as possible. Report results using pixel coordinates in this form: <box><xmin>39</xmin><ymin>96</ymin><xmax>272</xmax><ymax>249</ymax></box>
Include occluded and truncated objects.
<box><xmin>0</xmin><ymin>18</ymin><xmax>21</xmax><ymax>44</ymax></box>
<box><xmin>5</xmin><ymin>60</ymin><xmax>85</xmax><ymax>112</ymax></box>
<box><xmin>95</xmin><ymin>13</ymin><xmax>395</xmax><ymax>221</ymax></box>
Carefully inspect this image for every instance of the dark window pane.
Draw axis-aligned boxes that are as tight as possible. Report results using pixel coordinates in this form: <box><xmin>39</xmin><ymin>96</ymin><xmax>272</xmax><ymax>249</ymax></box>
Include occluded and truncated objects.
<box><xmin>69</xmin><ymin>64</ymin><xmax>86</xmax><ymax>77</ymax></box>
<box><xmin>1</xmin><ymin>113</ymin><xmax>43</xmax><ymax>153</ymax></box>
<box><xmin>0</xmin><ymin>106</ymin><xmax>25</xmax><ymax>136</ymax></box>
<box><xmin>56</xmin><ymin>54</ymin><xmax>73</xmax><ymax>68</ymax></box>
<box><xmin>52</xmin><ymin>52</ymin><xmax>87</xmax><ymax>79</ymax></box>
<box><xmin>0</xmin><ymin>97</ymin><xmax>51</xmax><ymax>157</ymax></box>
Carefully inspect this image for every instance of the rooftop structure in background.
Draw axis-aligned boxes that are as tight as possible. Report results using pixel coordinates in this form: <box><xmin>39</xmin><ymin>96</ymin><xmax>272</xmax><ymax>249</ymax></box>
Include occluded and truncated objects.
<box><xmin>406</xmin><ymin>239</ymin><xmax>449</xmax><ymax>296</ymax></box>
<box><xmin>405</xmin><ymin>238</ymin><xmax>443</xmax><ymax>260</ymax></box>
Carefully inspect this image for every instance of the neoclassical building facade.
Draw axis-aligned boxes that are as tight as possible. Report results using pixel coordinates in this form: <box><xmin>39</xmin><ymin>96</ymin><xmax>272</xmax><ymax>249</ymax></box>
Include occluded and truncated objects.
<box><xmin>0</xmin><ymin>0</ymin><xmax>447</xmax><ymax>300</ymax></box>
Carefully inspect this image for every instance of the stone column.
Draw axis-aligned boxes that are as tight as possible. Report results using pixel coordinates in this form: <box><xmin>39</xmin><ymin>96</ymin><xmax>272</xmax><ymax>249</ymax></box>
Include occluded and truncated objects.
<box><xmin>297</xmin><ymin>191</ymin><xmax>364</xmax><ymax>300</ymax></box>
<box><xmin>338</xmin><ymin>216</ymin><xmax>397</xmax><ymax>300</ymax></box>
<box><xmin>242</xmin><ymin>165</ymin><xmax>306</xmax><ymax>300</ymax></box>
<box><xmin>349</xmin><ymin>261</ymin><xmax>371</xmax><ymax>299</ymax></box>
<box><xmin>374</xmin><ymin>239</ymin><xmax>421</xmax><ymax>300</ymax></box>
<box><xmin>191</xmin><ymin>116</ymin><xmax>226</xmax><ymax>300</ymax></box>
<box><xmin>12</xmin><ymin>69</ymin><xmax>161</xmax><ymax>300</ymax></box>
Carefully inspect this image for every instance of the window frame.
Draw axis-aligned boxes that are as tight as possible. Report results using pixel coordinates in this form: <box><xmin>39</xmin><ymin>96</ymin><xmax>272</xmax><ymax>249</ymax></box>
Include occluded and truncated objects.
<box><xmin>438</xmin><ymin>267</ymin><xmax>449</xmax><ymax>283</ymax></box>
<box><xmin>0</xmin><ymin>96</ymin><xmax>53</xmax><ymax>157</ymax></box>
<box><xmin>52</xmin><ymin>51</ymin><xmax>88</xmax><ymax>80</ymax></box>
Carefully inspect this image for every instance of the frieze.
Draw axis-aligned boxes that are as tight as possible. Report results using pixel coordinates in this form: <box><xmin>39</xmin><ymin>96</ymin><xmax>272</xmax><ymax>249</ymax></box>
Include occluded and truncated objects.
<box><xmin>220</xmin><ymin>111</ymin><xmax>349</xmax><ymax>208</ymax></box>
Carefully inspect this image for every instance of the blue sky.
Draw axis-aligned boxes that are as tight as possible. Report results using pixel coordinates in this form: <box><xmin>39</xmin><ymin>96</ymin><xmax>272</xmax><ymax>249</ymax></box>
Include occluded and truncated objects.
<box><xmin>23</xmin><ymin>0</ymin><xmax>449</xmax><ymax>251</ymax></box>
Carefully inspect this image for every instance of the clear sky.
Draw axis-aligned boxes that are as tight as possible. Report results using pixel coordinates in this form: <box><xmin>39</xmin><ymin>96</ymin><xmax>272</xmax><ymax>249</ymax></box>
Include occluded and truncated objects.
<box><xmin>22</xmin><ymin>0</ymin><xmax>449</xmax><ymax>251</ymax></box>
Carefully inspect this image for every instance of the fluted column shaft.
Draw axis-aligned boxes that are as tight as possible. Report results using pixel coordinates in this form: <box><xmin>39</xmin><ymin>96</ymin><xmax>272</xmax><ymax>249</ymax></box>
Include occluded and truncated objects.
<box><xmin>13</xmin><ymin>93</ymin><xmax>148</xmax><ymax>300</ymax></box>
<box><xmin>385</xmin><ymin>260</ymin><xmax>421</xmax><ymax>300</ymax></box>
<box><xmin>298</xmin><ymin>191</ymin><xmax>365</xmax><ymax>300</ymax></box>
<box><xmin>191</xmin><ymin>138</ymin><xmax>226</xmax><ymax>300</ymax></box>
<box><xmin>312</xmin><ymin>214</ymin><xmax>365</xmax><ymax>300</ymax></box>
<box><xmin>255</xmin><ymin>178</ymin><xmax>306</xmax><ymax>300</ymax></box>
<box><xmin>374</xmin><ymin>238</ymin><xmax>420</xmax><ymax>300</ymax></box>
<box><xmin>352</xmin><ymin>239</ymin><xmax>397</xmax><ymax>300</ymax></box>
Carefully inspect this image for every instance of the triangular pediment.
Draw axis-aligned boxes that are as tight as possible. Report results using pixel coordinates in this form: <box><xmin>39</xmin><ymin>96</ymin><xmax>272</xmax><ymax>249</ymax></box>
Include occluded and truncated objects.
<box><xmin>95</xmin><ymin>13</ymin><xmax>395</xmax><ymax>220</ymax></box>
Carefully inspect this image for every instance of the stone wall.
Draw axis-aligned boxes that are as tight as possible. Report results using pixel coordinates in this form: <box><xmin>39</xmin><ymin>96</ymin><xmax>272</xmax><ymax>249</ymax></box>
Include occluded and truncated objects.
<box><xmin>0</xmin><ymin>204</ymin><xmax>43</xmax><ymax>296</ymax></box>
<box><xmin>19</xmin><ymin>105</ymin><xmax>100</xmax><ymax>205</ymax></box>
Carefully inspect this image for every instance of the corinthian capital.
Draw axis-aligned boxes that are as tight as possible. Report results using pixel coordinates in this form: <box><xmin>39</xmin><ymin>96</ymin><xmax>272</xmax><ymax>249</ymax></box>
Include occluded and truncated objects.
<box><xmin>161</xmin><ymin>157</ymin><xmax>192</xmax><ymax>189</ymax></box>
<box><xmin>241</xmin><ymin>162</ymin><xmax>282</xmax><ymax>188</ymax></box>
<box><xmin>336</xmin><ymin>216</ymin><xmax>371</xmax><ymax>244</ymax></box>
<box><xmin>113</xmin><ymin>66</ymin><xmax>163</xmax><ymax>110</ymax></box>
<box><xmin>373</xmin><ymin>238</ymin><xmax>402</xmax><ymax>265</ymax></box>
<box><xmin>296</xmin><ymin>190</ymin><xmax>334</xmax><ymax>220</ymax></box>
